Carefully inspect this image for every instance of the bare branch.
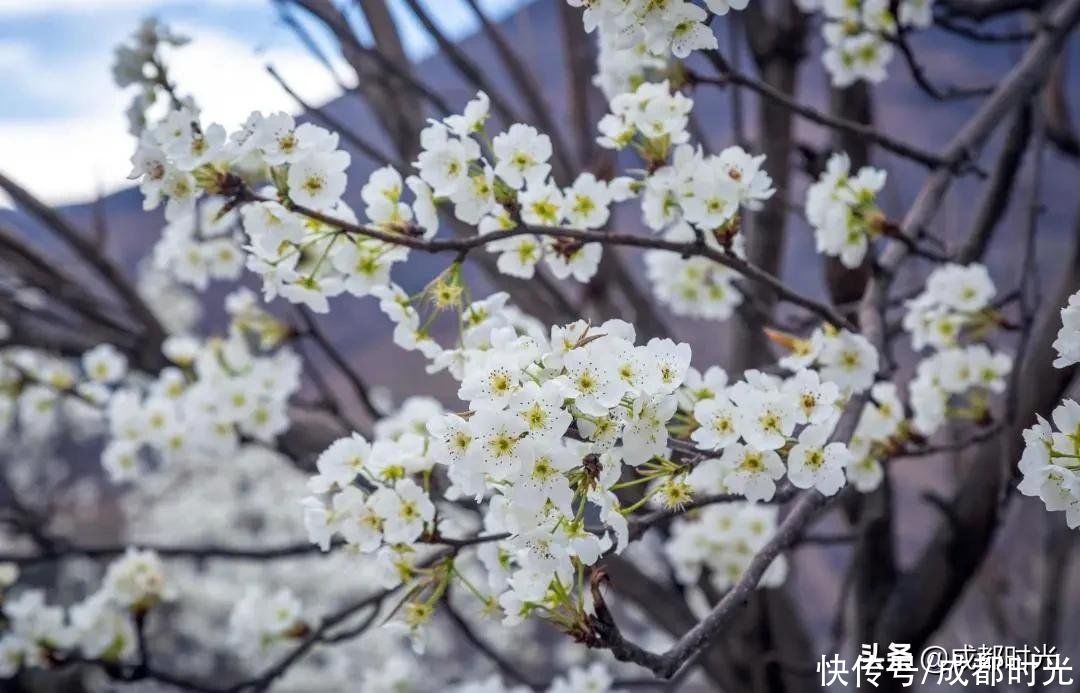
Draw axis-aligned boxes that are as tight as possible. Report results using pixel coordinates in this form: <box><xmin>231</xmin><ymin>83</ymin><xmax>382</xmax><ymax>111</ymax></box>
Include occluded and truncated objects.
<box><xmin>0</xmin><ymin>171</ymin><xmax>166</xmax><ymax>368</ymax></box>
<box><xmin>954</xmin><ymin>106</ymin><xmax>1033</xmax><ymax>263</ymax></box>
<box><xmin>265</xmin><ymin>64</ymin><xmax>403</xmax><ymax>169</ymax></box>
<box><xmin>591</xmin><ymin>490</ymin><xmax>834</xmax><ymax>679</ymax></box>
<box><xmin>693</xmin><ymin>55</ymin><xmax>960</xmax><ymax>171</ymax></box>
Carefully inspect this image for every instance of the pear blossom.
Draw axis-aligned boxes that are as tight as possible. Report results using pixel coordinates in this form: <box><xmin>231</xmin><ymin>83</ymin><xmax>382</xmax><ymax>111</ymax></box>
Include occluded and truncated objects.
<box><xmin>719</xmin><ymin>444</ymin><xmax>785</xmax><ymax>501</ymax></box>
<box><xmin>492</xmin><ymin>123</ymin><xmax>552</xmax><ymax>190</ymax></box>
<box><xmin>287</xmin><ymin>150</ymin><xmax>350</xmax><ymax>209</ymax></box>
<box><xmin>786</xmin><ymin>424</ymin><xmax>851</xmax><ymax>495</ymax></box>
<box><xmin>1052</xmin><ymin>290</ymin><xmax>1080</xmax><ymax>368</ymax></box>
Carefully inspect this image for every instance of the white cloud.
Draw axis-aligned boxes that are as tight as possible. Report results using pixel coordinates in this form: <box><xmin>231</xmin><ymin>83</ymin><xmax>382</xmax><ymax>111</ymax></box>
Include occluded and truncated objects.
<box><xmin>0</xmin><ymin>27</ymin><xmax>346</xmax><ymax>206</ymax></box>
<box><xmin>0</xmin><ymin>40</ymin><xmax>33</xmax><ymax>70</ymax></box>
<box><xmin>0</xmin><ymin>0</ymin><xmax>257</xmax><ymax>16</ymax></box>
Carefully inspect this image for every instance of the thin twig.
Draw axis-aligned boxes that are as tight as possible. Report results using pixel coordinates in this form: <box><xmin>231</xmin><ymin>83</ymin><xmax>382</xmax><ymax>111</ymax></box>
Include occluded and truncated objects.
<box><xmin>245</xmin><ymin>192</ymin><xmax>858</xmax><ymax>331</ymax></box>
<box><xmin>692</xmin><ymin>57</ymin><xmax>961</xmax><ymax>172</ymax></box>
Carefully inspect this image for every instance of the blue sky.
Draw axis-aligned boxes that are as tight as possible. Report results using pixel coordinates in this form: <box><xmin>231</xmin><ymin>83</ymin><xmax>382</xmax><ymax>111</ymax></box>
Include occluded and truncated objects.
<box><xmin>0</xmin><ymin>0</ymin><xmax>532</xmax><ymax>204</ymax></box>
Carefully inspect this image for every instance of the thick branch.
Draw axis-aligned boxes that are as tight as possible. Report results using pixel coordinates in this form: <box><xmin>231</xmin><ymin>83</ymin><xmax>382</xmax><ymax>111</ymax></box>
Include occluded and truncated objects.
<box><xmin>593</xmin><ymin>490</ymin><xmax>832</xmax><ymax>679</ymax></box>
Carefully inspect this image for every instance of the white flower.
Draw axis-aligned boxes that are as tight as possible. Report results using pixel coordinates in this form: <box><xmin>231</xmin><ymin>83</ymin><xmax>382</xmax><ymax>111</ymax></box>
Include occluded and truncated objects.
<box><xmin>858</xmin><ymin>382</ymin><xmax>904</xmax><ymax>440</ymax></box>
<box><xmin>968</xmin><ymin>345</ymin><xmax>1012</xmax><ymax>393</ymax></box>
<box><xmin>445</xmin><ymin>91</ymin><xmax>490</xmax><ymax>136</ymax></box>
<box><xmin>564</xmin><ymin>343</ymin><xmax>627</xmax><ymax>416</ymax></box>
<box><xmin>168</xmin><ymin>122</ymin><xmax>226</xmax><ymax>171</ymax></box>
<box><xmin>287</xmin><ymin>150</ymin><xmax>350</xmax><ymax>209</ymax></box>
<box><xmin>824</xmin><ymin>32</ymin><xmax>894</xmax><ymax>87</ymax></box>
<box><xmin>520</xmin><ymin>181</ymin><xmax>565</xmax><ymax>226</ymax></box>
<box><xmin>369</xmin><ymin>478</ymin><xmax>435</xmax><ymax>544</ymax></box>
<box><xmin>331</xmin><ymin>238</ymin><xmax>406</xmax><ymax>297</ymax></box>
<box><xmin>504</xmin><ymin>441</ymin><xmax>577</xmax><ymax>516</ymax></box>
<box><xmin>102</xmin><ymin>439</ymin><xmax>142</xmax><ymax>482</ymax></box>
<box><xmin>333</xmin><ymin>486</ymin><xmax>384</xmax><ymax>551</ymax></box>
<box><xmin>548</xmin><ymin>663</ymin><xmax>614</xmax><ymax>693</ymax></box>
<box><xmin>458</xmin><ymin>352</ymin><xmax>524</xmax><ymax>410</ymax></box>
<box><xmin>467</xmin><ymin>409</ymin><xmax>530</xmax><ymax>481</ymax></box>
<box><xmin>509</xmin><ymin>381</ymin><xmax>573</xmax><ymax>441</ymax></box>
<box><xmin>70</xmin><ymin>592</ymin><xmax>136</xmax><ymax>661</ymax></box>
<box><xmin>451</xmin><ymin>164</ymin><xmax>497</xmax><ymax>224</ymax></box>
<box><xmin>407</xmin><ymin>175</ymin><xmax>440</xmax><ymax>238</ymax></box>
<box><xmin>624</xmin><ymin>80</ymin><xmax>693</xmax><ymax>143</ymax></box>
<box><xmin>681</xmin><ymin>165</ymin><xmax>739</xmax><ymax>229</ymax></box>
<box><xmin>1018</xmin><ymin>402</ymin><xmax>1080</xmax><ymax>527</ymax></box>
<box><xmin>489</xmin><ymin>233</ymin><xmax>543</xmax><ymax>278</ymax></box>
<box><xmin>301</xmin><ymin>496</ymin><xmax>335</xmax><ymax>551</ymax></box>
<box><xmin>782</xmin><ymin>369</ymin><xmax>840</xmax><ymax>426</ymax></box>
<box><xmin>309</xmin><ymin>432</ymin><xmax>372</xmax><ymax>492</ymax></box>
<box><xmin>647</xmin><ymin>337</ymin><xmax>693</xmax><ymax>394</ymax></box>
<box><xmin>228</xmin><ymin>587</ymin><xmax>303</xmax><ymax>659</ymax></box>
<box><xmin>786</xmin><ymin>424</ymin><xmax>851</xmax><ymax>496</ymax></box>
<box><xmin>692</xmin><ymin>394</ymin><xmax>740</xmax><ymax>450</ymax></box>
<box><xmin>719</xmin><ymin>444</ymin><xmax>785</xmax><ymax>502</ymax></box>
<box><xmin>82</xmin><ymin>344</ymin><xmax>128</xmax><ymax>384</ymax></box>
<box><xmin>1053</xmin><ymin>291</ymin><xmax>1080</xmax><ymax>368</ymax></box>
<box><xmin>255</xmin><ymin>112</ymin><xmax>300</xmax><ymax>165</ymax></box>
<box><xmin>668</xmin><ymin>3</ymin><xmax>718</xmax><ymax>58</ymax></box>
<box><xmin>846</xmin><ymin>455</ymin><xmax>884</xmax><ymax>492</ymax></box>
<box><xmin>561</xmin><ymin>173</ymin><xmax>612</xmax><ymax>229</ymax></box>
<box><xmin>416</xmin><ymin>123</ymin><xmax>480</xmax><ymax>197</ymax></box>
<box><xmin>101</xmin><ymin>547</ymin><xmax>170</xmax><ymax>609</ymax></box>
<box><xmin>645</xmin><ymin>240</ymin><xmax>742</xmax><ymax>321</ymax></box>
<box><xmin>621</xmin><ymin>394</ymin><xmax>678</xmax><ymax>465</ymax></box>
<box><xmin>493</xmin><ymin>123</ymin><xmax>553</xmax><ymax>190</ymax></box>
<box><xmin>716</xmin><ymin>146</ymin><xmax>775</xmax><ymax>210</ymax></box>
<box><xmin>545</xmin><ymin>239</ymin><xmax>602</xmax><ymax>282</ymax></box>
<box><xmin>706</xmin><ymin>0</ymin><xmax>750</xmax><ymax>15</ymax></box>
<box><xmin>730</xmin><ymin>385</ymin><xmax>797</xmax><ymax>452</ymax></box>
<box><xmin>899</xmin><ymin>0</ymin><xmax>934</xmax><ymax>27</ymax></box>
<box><xmin>361</xmin><ymin>166</ymin><xmax>411</xmax><ymax>228</ymax></box>
<box><xmin>807</xmin><ymin>153</ymin><xmax>887</xmax><ymax>269</ymax></box>
<box><xmin>0</xmin><ymin>564</ymin><xmax>17</xmax><ymax>589</ymax></box>
<box><xmin>818</xmin><ymin>330</ymin><xmax>879</xmax><ymax>394</ymax></box>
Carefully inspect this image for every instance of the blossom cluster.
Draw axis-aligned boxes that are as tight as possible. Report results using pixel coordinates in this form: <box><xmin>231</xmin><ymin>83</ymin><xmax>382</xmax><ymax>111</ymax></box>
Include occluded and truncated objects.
<box><xmin>112</xmin><ymin>17</ymin><xmax>190</xmax><ymax>134</ymax></box>
<box><xmin>591</xmin><ymin>25</ymin><xmax>668</xmax><ymax>100</ymax></box>
<box><xmin>0</xmin><ymin>343</ymin><xmax>129</xmax><ymax>443</ymax></box>
<box><xmin>303</xmin><ymin>313</ymin><xmax>705</xmax><ymax>631</ymax></box>
<box><xmin>100</xmin><ymin>297</ymin><xmax>301</xmax><ymax>482</ymax></box>
<box><xmin>1019</xmin><ymin>400</ymin><xmax>1080</xmax><ymax>529</ymax></box>
<box><xmin>567</xmin><ymin>0</ymin><xmax>750</xmax><ymax>61</ymax></box>
<box><xmin>903</xmin><ymin>263</ymin><xmax>997</xmax><ymax>351</ymax></box>
<box><xmin>137</xmin><ymin>265</ymin><xmax>203</xmax><ymax>335</ymax></box>
<box><xmin>685</xmin><ymin>365</ymin><xmax>855</xmax><ymax>499</ymax></box>
<box><xmin>796</xmin><ymin>0</ymin><xmax>934</xmax><ymax>87</ymax></box>
<box><xmin>766</xmin><ymin>326</ymin><xmax>897</xmax><ymax>491</ymax></box>
<box><xmin>1019</xmin><ymin>289</ymin><xmax>1080</xmax><ymax>529</ymax></box>
<box><xmin>644</xmin><ymin>224</ymin><xmax>742</xmax><ymax>320</ymax></box>
<box><xmin>128</xmin><ymin>61</ymin><xmax>780</xmax><ymax>329</ymax></box>
<box><xmin>227</xmin><ymin>586</ymin><xmax>306</xmax><ymax>660</ymax></box>
<box><xmin>6</xmin><ymin>11</ymin><xmax>1062</xmax><ymax>692</ymax></box>
<box><xmin>129</xmin><ymin>90</ymin><xmax>628</xmax><ymax>314</ymax></box>
<box><xmin>592</xmin><ymin>80</ymin><xmax>775</xmax><ymax>319</ymax></box>
<box><xmin>302</xmin><ymin>433</ymin><xmax>436</xmax><ymax>555</ymax></box>
<box><xmin>806</xmin><ymin>152</ymin><xmax>888</xmax><ymax>269</ymax></box>
<box><xmin>664</xmin><ymin>502</ymin><xmax>786</xmax><ymax>592</ymax></box>
<box><xmin>0</xmin><ymin>549</ymin><xmax>170</xmax><ymax>678</ymax></box>
<box><xmin>775</xmin><ymin>326</ymin><xmax>880</xmax><ymax>396</ymax></box>
<box><xmin>152</xmin><ymin>196</ymin><xmax>245</xmax><ymax>290</ymax></box>
<box><xmin>903</xmin><ymin>264</ymin><xmax>1011</xmax><ymax>436</ymax></box>
<box><xmin>1052</xmin><ymin>290</ymin><xmax>1080</xmax><ymax>368</ymax></box>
